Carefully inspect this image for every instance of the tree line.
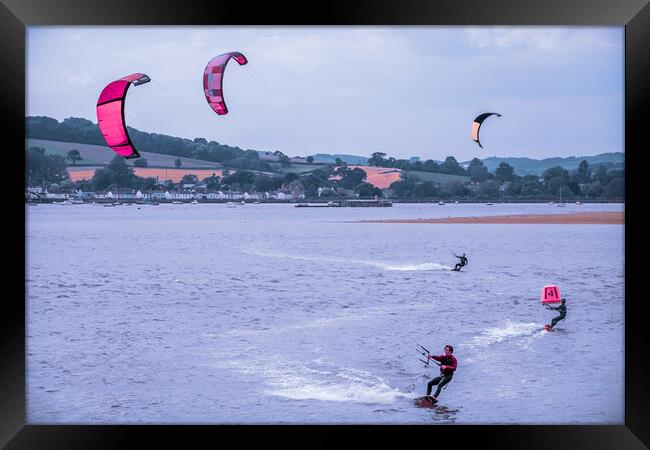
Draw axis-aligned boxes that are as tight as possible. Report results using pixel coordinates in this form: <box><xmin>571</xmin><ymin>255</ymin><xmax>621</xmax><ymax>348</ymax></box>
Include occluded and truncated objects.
<box><xmin>26</xmin><ymin>116</ymin><xmax>623</xmax><ymax>200</ymax></box>
<box><xmin>372</xmin><ymin>152</ymin><xmax>623</xmax><ymax>200</ymax></box>
<box><xmin>27</xmin><ymin>145</ymin><xmax>623</xmax><ymax>201</ymax></box>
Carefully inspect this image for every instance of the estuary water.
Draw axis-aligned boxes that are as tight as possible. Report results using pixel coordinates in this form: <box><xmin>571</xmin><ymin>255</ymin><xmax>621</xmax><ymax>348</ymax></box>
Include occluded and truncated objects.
<box><xmin>26</xmin><ymin>202</ymin><xmax>624</xmax><ymax>424</ymax></box>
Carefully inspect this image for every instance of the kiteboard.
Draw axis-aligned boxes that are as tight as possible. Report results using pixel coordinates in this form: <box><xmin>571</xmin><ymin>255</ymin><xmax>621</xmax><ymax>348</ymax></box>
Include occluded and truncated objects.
<box><xmin>414</xmin><ymin>396</ymin><xmax>438</xmax><ymax>408</ymax></box>
<box><xmin>543</xmin><ymin>324</ymin><xmax>554</xmax><ymax>332</ymax></box>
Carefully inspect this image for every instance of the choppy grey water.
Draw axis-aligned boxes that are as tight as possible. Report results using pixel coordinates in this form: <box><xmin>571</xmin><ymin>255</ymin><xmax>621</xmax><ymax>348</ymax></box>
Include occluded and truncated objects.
<box><xmin>26</xmin><ymin>202</ymin><xmax>624</xmax><ymax>424</ymax></box>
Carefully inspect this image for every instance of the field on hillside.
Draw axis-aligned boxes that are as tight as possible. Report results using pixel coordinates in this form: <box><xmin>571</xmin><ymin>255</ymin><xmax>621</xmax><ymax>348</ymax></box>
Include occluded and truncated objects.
<box><xmin>67</xmin><ymin>167</ymin><xmax>229</xmax><ymax>183</ymax></box>
<box><xmin>271</xmin><ymin>163</ymin><xmax>328</xmax><ymax>174</ymax></box>
<box><xmin>271</xmin><ymin>164</ymin><xmax>402</xmax><ymax>189</ymax></box>
<box><xmin>273</xmin><ymin>164</ymin><xmax>467</xmax><ymax>189</ymax></box>
<box><xmin>27</xmin><ymin>139</ymin><xmax>223</xmax><ymax>169</ymax></box>
<box><xmin>349</xmin><ymin>166</ymin><xmax>402</xmax><ymax>189</ymax></box>
<box><xmin>404</xmin><ymin>170</ymin><xmax>470</xmax><ymax>183</ymax></box>
<box><xmin>325</xmin><ymin>166</ymin><xmax>402</xmax><ymax>189</ymax></box>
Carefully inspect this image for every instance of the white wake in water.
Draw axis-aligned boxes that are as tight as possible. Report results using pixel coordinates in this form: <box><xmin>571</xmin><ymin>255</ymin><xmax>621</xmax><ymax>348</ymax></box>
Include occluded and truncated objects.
<box><xmin>243</xmin><ymin>249</ymin><xmax>451</xmax><ymax>271</ymax></box>
<box><xmin>466</xmin><ymin>321</ymin><xmax>544</xmax><ymax>349</ymax></box>
<box><xmin>212</xmin><ymin>352</ymin><xmax>410</xmax><ymax>404</ymax></box>
<box><xmin>264</xmin><ymin>364</ymin><xmax>410</xmax><ymax>404</ymax></box>
<box><xmin>372</xmin><ymin>262</ymin><xmax>450</xmax><ymax>271</ymax></box>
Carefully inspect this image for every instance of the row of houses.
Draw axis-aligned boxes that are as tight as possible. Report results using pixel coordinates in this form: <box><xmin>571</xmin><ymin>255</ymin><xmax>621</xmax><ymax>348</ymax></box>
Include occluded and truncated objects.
<box><xmin>27</xmin><ymin>186</ymin><xmax>306</xmax><ymax>201</ymax></box>
<box><xmin>29</xmin><ymin>179</ymin><xmax>534</xmax><ymax>203</ymax></box>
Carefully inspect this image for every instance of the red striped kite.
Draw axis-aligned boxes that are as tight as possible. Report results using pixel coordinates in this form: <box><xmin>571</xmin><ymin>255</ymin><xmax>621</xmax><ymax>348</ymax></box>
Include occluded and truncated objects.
<box><xmin>203</xmin><ymin>52</ymin><xmax>248</xmax><ymax>116</ymax></box>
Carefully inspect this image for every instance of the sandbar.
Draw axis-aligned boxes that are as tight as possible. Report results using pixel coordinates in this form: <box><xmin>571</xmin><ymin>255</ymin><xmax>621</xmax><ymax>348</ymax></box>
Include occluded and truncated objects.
<box><xmin>357</xmin><ymin>211</ymin><xmax>623</xmax><ymax>225</ymax></box>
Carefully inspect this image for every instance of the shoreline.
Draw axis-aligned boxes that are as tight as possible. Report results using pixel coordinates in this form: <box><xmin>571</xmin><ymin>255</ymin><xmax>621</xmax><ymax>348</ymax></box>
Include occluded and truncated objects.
<box><xmin>356</xmin><ymin>211</ymin><xmax>624</xmax><ymax>225</ymax></box>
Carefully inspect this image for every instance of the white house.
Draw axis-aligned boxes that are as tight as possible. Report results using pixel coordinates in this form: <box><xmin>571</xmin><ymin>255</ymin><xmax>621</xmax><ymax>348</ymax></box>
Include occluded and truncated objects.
<box><xmin>45</xmin><ymin>192</ymin><xmax>70</xmax><ymax>199</ymax></box>
<box><xmin>164</xmin><ymin>191</ymin><xmax>194</xmax><ymax>200</ymax></box>
<box><xmin>243</xmin><ymin>192</ymin><xmax>264</xmax><ymax>200</ymax></box>
<box><xmin>278</xmin><ymin>182</ymin><xmax>305</xmax><ymax>200</ymax></box>
<box><xmin>204</xmin><ymin>191</ymin><xmax>227</xmax><ymax>200</ymax></box>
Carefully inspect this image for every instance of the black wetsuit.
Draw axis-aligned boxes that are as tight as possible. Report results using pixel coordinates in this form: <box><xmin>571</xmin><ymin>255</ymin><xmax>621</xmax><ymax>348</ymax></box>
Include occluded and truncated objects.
<box><xmin>549</xmin><ymin>303</ymin><xmax>567</xmax><ymax>328</ymax></box>
<box><xmin>453</xmin><ymin>255</ymin><xmax>468</xmax><ymax>271</ymax></box>
<box><xmin>426</xmin><ymin>354</ymin><xmax>457</xmax><ymax>398</ymax></box>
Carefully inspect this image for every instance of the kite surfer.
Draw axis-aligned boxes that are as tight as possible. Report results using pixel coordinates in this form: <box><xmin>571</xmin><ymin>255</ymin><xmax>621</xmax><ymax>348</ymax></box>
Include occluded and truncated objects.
<box><xmin>545</xmin><ymin>298</ymin><xmax>567</xmax><ymax>330</ymax></box>
<box><xmin>424</xmin><ymin>345</ymin><xmax>457</xmax><ymax>401</ymax></box>
<box><xmin>452</xmin><ymin>253</ymin><xmax>468</xmax><ymax>271</ymax></box>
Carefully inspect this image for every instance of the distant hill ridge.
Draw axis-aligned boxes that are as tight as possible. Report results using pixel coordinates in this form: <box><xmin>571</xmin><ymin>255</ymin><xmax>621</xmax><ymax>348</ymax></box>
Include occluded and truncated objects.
<box><xmin>308</xmin><ymin>152</ymin><xmax>623</xmax><ymax>176</ymax></box>
<box><xmin>471</xmin><ymin>154</ymin><xmax>624</xmax><ymax>176</ymax></box>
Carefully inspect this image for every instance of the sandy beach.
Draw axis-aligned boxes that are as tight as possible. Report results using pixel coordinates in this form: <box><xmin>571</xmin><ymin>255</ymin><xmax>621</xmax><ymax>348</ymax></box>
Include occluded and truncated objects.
<box><xmin>357</xmin><ymin>211</ymin><xmax>624</xmax><ymax>225</ymax></box>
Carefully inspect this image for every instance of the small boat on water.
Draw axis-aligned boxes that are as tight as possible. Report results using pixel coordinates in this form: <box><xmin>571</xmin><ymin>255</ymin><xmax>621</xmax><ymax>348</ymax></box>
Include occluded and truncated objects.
<box><xmin>438</xmin><ymin>201</ymin><xmax>445</xmax><ymax>205</ymax></box>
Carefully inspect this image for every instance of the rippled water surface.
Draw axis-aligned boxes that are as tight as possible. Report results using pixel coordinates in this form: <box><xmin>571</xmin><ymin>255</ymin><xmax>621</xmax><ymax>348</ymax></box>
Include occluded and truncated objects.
<box><xmin>26</xmin><ymin>202</ymin><xmax>624</xmax><ymax>424</ymax></box>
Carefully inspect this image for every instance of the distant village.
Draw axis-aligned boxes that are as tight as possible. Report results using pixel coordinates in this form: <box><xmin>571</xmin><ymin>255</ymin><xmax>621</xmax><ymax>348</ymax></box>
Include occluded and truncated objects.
<box><xmin>26</xmin><ymin>181</ymin><xmax>309</xmax><ymax>203</ymax></box>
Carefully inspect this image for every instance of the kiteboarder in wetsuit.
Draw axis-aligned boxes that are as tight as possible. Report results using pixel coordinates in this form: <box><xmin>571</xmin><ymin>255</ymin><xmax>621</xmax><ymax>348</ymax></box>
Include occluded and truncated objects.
<box><xmin>425</xmin><ymin>345</ymin><xmax>457</xmax><ymax>400</ymax></box>
<box><xmin>453</xmin><ymin>253</ymin><xmax>468</xmax><ymax>271</ymax></box>
<box><xmin>546</xmin><ymin>298</ymin><xmax>567</xmax><ymax>330</ymax></box>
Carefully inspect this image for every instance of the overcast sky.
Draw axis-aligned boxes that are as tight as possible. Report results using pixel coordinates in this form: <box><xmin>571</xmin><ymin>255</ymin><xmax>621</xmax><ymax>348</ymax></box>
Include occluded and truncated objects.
<box><xmin>27</xmin><ymin>26</ymin><xmax>623</xmax><ymax>161</ymax></box>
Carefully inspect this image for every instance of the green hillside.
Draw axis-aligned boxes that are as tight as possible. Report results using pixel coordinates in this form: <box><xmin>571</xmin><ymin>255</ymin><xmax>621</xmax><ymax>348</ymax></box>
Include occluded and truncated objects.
<box><xmin>27</xmin><ymin>138</ymin><xmax>224</xmax><ymax>169</ymax></box>
<box><xmin>404</xmin><ymin>170</ymin><xmax>470</xmax><ymax>183</ymax></box>
<box><xmin>269</xmin><ymin>163</ymin><xmax>329</xmax><ymax>174</ymax></box>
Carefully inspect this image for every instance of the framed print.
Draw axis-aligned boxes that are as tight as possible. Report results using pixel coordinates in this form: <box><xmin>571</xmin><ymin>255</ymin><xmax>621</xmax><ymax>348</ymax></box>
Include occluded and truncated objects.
<box><xmin>3</xmin><ymin>0</ymin><xmax>648</xmax><ymax>447</ymax></box>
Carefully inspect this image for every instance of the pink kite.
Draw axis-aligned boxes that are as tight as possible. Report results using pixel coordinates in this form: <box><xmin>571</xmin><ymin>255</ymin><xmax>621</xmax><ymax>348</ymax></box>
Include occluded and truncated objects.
<box><xmin>541</xmin><ymin>285</ymin><xmax>561</xmax><ymax>304</ymax></box>
<box><xmin>96</xmin><ymin>73</ymin><xmax>150</xmax><ymax>159</ymax></box>
<box><xmin>203</xmin><ymin>52</ymin><xmax>248</xmax><ymax>115</ymax></box>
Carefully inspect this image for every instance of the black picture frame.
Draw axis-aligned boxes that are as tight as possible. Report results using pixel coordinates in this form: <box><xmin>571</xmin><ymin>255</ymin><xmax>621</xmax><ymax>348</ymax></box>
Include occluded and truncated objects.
<box><xmin>4</xmin><ymin>0</ymin><xmax>648</xmax><ymax>447</ymax></box>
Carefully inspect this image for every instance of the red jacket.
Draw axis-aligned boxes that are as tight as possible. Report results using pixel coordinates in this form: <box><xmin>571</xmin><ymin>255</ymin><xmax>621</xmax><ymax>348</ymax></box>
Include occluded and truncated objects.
<box><xmin>432</xmin><ymin>354</ymin><xmax>457</xmax><ymax>376</ymax></box>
